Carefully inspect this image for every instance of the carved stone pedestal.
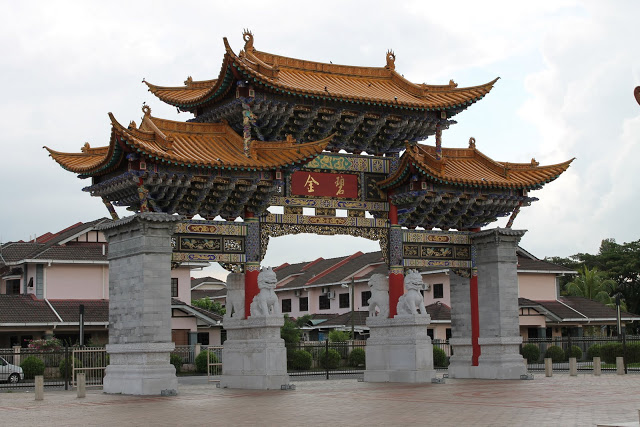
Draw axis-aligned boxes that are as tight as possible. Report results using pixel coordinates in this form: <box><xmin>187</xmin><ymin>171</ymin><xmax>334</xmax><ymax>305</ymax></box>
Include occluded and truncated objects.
<box><xmin>220</xmin><ymin>316</ymin><xmax>290</xmax><ymax>390</ymax></box>
<box><xmin>364</xmin><ymin>315</ymin><xmax>436</xmax><ymax>383</ymax></box>
<box><xmin>103</xmin><ymin>343</ymin><xmax>177</xmax><ymax>395</ymax></box>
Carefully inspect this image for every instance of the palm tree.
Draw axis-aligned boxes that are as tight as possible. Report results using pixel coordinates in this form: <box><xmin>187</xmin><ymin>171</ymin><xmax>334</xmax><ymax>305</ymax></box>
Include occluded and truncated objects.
<box><xmin>566</xmin><ymin>266</ymin><xmax>625</xmax><ymax>310</ymax></box>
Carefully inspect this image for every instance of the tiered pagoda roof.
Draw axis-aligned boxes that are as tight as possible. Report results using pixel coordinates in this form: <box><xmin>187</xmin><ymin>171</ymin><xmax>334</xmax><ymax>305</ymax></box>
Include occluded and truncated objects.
<box><xmin>45</xmin><ymin>106</ymin><xmax>331</xmax><ymax>219</ymax></box>
<box><xmin>375</xmin><ymin>140</ymin><xmax>574</xmax><ymax>229</ymax></box>
<box><xmin>144</xmin><ymin>31</ymin><xmax>498</xmax><ymax>155</ymax></box>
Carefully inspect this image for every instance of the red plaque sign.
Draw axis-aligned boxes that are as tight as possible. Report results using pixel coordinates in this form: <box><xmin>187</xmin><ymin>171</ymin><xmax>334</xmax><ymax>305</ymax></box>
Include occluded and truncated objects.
<box><xmin>291</xmin><ymin>171</ymin><xmax>358</xmax><ymax>199</ymax></box>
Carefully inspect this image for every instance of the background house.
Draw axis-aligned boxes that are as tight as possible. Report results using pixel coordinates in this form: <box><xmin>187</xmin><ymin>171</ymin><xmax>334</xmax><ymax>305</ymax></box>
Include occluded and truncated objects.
<box><xmin>0</xmin><ymin>220</ymin><xmax>222</xmax><ymax>348</ymax></box>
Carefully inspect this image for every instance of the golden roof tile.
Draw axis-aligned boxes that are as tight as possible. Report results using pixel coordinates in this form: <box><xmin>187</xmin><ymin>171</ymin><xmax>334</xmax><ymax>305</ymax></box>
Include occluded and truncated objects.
<box><xmin>145</xmin><ymin>31</ymin><xmax>498</xmax><ymax>111</ymax></box>
<box><xmin>380</xmin><ymin>142</ymin><xmax>574</xmax><ymax>190</ymax></box>
<box><xmin>45</xmin><ymin>107</ymin><xmax>332</xmax><ymax>175</ymax></box>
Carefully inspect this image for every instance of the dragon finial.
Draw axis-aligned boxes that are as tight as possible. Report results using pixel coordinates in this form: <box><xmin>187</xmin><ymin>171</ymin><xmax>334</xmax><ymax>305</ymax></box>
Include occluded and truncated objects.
<box><xmin>142</xmin><ymin>104</ymin><xmax>151</xmax><ymax>117</ymax></box>
<box><xmin>386</xmin><ymin>50</ymin><xmax>396</xmax><ymax>70</ymax></box>
<box><xmin>128</xmin><ymin>120</ymin><xmax>137</xmax><ymax>129</ymax></box>
<box><xmin>243</xmin><ymin>29</ymin><xmax>254</xmax><ymax>51</ymax></box>
<box><xmin>81</xmin><ymin>142</ymin><xmax>91</xmax><ymax>153</ymax></box>
<box><xmin>469</xmin><ymin>137</ymin><xmax>476</xmax><ymax>149</ymax></box>
<box><xmin>449</xmin><ymin>79</ymin><xmax>458</xmax><ymax>88</ymax></box>
<box><xmin>531</xmin><ymin>158</ymin><xmax>539</xmax><ymax>167</ymax></box>
<box><xmin>184</xmin><ymin>76</ymin><xmax>193</xmax><ymax>86</ymax></box>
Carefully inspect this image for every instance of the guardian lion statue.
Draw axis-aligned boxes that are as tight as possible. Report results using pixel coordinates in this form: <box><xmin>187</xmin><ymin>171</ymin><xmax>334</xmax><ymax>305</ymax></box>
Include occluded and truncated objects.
<box><xmin>367</xmin><ymin>273</ymin><xmax>389</xmax><ymax>317</ymax></box>
<box><xmin>396</xmin><ymin>269</ymin><xmax>427</xmax><ymax>316</ymax></box>
<box><xmin>249</xmin><ymin>267</ymin><xmax>280</xmax><ymax>317</ymax></box>
<box><xmin>225</xmin><ymin>272</ymin><xmax>245</xmax><ymax>318</ymax></box>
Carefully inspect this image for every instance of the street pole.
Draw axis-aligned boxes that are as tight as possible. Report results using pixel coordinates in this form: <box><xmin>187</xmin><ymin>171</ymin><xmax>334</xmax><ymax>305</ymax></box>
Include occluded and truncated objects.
<box><xmin>79</xmin><ymin>304</ymin><xmax>85</xmax><ymax>347</ymax></box>
<box><xmin>350</xmin><ymin>277</ymin><xmax>355</xmax><ymax>340</ymax></box>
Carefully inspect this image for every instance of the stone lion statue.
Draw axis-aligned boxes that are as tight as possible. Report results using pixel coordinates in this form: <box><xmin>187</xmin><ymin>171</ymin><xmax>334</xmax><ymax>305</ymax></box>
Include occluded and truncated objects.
<box><xmin>367</xmin><ymin>273</ymin><xmax>389</xmax><ymax>317</ymax></box>
<box><xmin>225</xmin><ymin>272</ymin><xmax>245</xmax><ymax>318</ymax></box>
<box><xmin>396</xmin><ymin>269</ymin><xmax>427</xmax><ymax>316</ymax></box>
<box><xmin>249</xmin><ymin>267</ymin><xmax>280</xmax><ymax>317</ymax></box>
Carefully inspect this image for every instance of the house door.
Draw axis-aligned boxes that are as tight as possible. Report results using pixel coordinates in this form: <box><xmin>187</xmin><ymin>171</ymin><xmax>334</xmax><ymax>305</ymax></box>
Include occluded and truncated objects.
<box><xmin>171</xmin><ymin>329</ymin><xmax>189</xmax><ymax>346</ymax></box>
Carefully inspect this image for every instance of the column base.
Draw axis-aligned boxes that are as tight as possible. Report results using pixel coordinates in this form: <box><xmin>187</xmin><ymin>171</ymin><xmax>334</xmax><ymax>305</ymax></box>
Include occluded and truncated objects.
<box><xmin>448</xmin><ymin>337</ymin><xmax>526</xmax><ymax>379</ymax></box>
<box><xmin>220</xmin><ymin>316</ymin><xmax>290</xmax><ymax>390</ymax></box>
<box><xmin>103</xmin><ymin>343</ymin><xmax>177</xmax><ymax>395</ymax></box>
<box><xmin>364</xmin><ymin>315</ymin><xmax>436</xmax><ymax>383</ymax></box>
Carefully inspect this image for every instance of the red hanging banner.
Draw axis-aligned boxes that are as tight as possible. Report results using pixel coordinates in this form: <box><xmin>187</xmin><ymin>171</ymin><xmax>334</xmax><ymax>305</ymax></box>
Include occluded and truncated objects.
<box><xmin>290</xmin><ymin>171</ymin><xmax>358</xmax><ymax>199</ymax></box>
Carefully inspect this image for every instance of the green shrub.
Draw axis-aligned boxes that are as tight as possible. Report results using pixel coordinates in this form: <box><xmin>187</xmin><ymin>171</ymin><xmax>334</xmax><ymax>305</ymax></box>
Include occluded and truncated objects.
<box><xmin>625</xmin><ymin>343</ymin><xmax>640</xmax><ymax>364</ymax></box>
<box><xmin>289</xmin><ymin>350</ymin><xmax>313</xmax><ymax>370</ymax></box>
<box><xmin>565</xmin><ymin>345</ymin><xmax>583</xmax><ymax>361</ymax></box>
<box><xmin>20</xmin><ymin>356</ymin><xmax>45</xmax><ymax>379</ymax></box>
<box><xmin>433</xmin><ymin>346</ymin><xmax>449</xmax><ymax>368</ymax></box>
<box><xmin>170</xmin><ymin>354</ymin><xmax>183</xmax><ymax>374</ymax></box>
<box><xmin>600</xmin><ymin>343</ymin><xmax>623</xmax><ymax>364</ymax></box>
<box><xmin>544</xmin><ymin>345</ymin><xmax>565</xmax><ymax>363</ymax></box>
<box><xmin>587</xmin><ymin>344</ymin><xmax>602</xmax><ymax>360</ymax></box>
<box><xmin>521</xmin><ymin>343</ymin><xmax>541</xmax><ymax>363</ymax></box>
<box><xmin>318</xmin><ymin>349</ymin><xmax>341</xmax><ymax>369</ymax></box>
<box><xmin>195</xmin><ymin>350</ymin><xmax>219</xmax><ymax>374</ymax></box>
<box><xmin>348</xmin><ymin>348</ymin><xmax>366</xmax><ymax>367</ymax></box>
<box><xmin>329</xmin><ymin>330</ymin><xmax>350</xmax><ymax>342</ymax></box>
<box><xmin>59</xmin><ymin>357</ymin><xmax>83</xmax><ymax>379</ymax></box>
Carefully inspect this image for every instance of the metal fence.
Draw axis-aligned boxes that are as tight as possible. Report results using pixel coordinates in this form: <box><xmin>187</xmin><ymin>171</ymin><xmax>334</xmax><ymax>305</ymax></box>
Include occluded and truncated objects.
<box><xmin>286</xmin><ymin>340</ymin><xmax>367</xmax><ymax>379</ymax></box>
<box><xmin>0</xmin><ymin>347</ymin><xmax>77</xmax><ymax>390</ymax></box>
<box><xmin>522</xmin><ymin>336</ymin><xmax>640</xmax><ymax>373</ymax></box>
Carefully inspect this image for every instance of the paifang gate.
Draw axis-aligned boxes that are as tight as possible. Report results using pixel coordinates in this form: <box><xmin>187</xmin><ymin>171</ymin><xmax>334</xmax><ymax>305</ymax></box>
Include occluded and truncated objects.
<box><xmin>46</xmin><ymin>31</ymin><xmax>573</xmax><ymax>390</ymax></box>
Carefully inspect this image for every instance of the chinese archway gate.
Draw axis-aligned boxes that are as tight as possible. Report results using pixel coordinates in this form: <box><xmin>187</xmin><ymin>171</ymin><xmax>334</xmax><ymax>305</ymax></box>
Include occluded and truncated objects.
<box><xmin>47</xmin><ymin>31</ymin><xmax>573</xmax><ymax>393</ymax></box>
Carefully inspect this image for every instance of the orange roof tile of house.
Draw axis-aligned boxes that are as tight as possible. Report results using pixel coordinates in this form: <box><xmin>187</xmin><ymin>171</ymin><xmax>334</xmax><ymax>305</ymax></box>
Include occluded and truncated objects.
<box><xmin>379</xmin><ymin>141</ymin><xmax>574</xmax><ymax>190</ymax></box>
<box><xmin>45</xmin><ymin>106</ymin><xmax>332</xmax><ymax>175</ymax></box>
<box><xmin>144</xmin><ymin>31</ymin><xmax>498</xmax><ymax>111</ymax></box>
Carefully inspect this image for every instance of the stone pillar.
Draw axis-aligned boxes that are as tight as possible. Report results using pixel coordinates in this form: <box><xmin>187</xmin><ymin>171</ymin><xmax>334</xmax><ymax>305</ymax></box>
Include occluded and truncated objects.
<box><xmin>447</xmin><ymin>272</ymin><xmax>474</xmax><ymax>378</ymax></box>
<box><xmin>99</xmin><ymin>213</ymin><xmax>179</xmax><ymax>395</ymax></box>
<box><xmin>473</xmin><ymin>228</ymin><xmax>527</xmax><ymax>379</ymax></box>
<box><xmin>244</xmin><ymin>215</ymin><xmax>260</xmax><ymax>319</ymax></box>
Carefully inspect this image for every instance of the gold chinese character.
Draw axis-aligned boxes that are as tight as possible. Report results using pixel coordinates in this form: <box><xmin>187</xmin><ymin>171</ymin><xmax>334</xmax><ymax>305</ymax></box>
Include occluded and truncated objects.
<box><xmin>305</xmin><ymin>174</ymin><xmax>320</xmax><ymax>192</ymax></box>
<box><xmin>335</xmin><ymin>176</ymin><xmax>345</xmax><ymax>195</ymax></box>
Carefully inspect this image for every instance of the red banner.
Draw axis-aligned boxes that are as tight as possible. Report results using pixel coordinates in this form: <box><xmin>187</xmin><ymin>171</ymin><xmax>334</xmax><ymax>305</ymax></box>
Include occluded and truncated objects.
<box><xmin>291</xmin><ymin>171</ymin><xmax>358</xmax><ymax>199</ymax></box>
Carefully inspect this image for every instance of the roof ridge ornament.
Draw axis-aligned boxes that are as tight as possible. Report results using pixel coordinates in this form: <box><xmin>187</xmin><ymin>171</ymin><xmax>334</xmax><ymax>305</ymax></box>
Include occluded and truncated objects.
<box><xmin>81</xmin><ymin>142</ymin><xmax>91</xmax><ymax>153</ymax></box>
<box><xmin>469</xmin><ymin>137</ymin><xmax>476</xmax><ymax>149</ymax></box>
<box><xmin>386</xmin><ymin>50</ymin><xmax>396</xmax><ymax>70</ymax></box>
<box><xmin>184</xmin><ymin>76</ymin><xmax>193</xmax><ymax>87</ymax></box>
<box><xmin>243</xmin><ymin>29</ymin><xmax>254</xmax><ymax>52</ymax></box>
<box><xmin>142</xmin><ymin>104</ymin><xmax>151</xmax><ymax>117</ymax></box>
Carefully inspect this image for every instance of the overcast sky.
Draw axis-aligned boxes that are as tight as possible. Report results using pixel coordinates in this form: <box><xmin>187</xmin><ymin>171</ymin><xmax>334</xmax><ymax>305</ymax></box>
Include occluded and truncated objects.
<box><xmin>1</xmin><ymin>1</ymin><xmax>639</xmax><ymax>279</ymax></box>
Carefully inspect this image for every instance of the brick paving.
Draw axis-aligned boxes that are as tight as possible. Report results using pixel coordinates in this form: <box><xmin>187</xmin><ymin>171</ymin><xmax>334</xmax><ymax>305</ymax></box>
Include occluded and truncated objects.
<box><xmin>1</xmin><ymin>374</ymin><xmax>639</xmax><ymax>426</ymax></box>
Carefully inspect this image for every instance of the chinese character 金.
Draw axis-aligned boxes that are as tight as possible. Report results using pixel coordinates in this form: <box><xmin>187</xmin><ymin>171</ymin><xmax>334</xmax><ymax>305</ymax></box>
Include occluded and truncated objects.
<box><xmin>305</xmin><ymin>174</ymin><xmax>320</xmax><ymax>192</ymax></box>
<box><xmin>335</xmin><ymin>176</ymin><xmax>345</xmax><ymax>195</ymax></box>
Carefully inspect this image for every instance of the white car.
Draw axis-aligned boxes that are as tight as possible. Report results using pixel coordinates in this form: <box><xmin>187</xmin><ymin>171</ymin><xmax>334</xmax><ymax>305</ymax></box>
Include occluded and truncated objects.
<box><xmin>0</xmin><ymin>356</ymin><xmax>24</xmax><ymax>384</ymax></box>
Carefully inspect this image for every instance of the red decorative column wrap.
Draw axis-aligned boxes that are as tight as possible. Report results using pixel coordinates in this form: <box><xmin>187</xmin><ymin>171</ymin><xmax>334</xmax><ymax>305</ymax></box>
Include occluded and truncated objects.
<box><xmin>388</xmin><ymin>201</ymin><xmax>403</xmax><ymax>317</ymax></box>
<box><xmin>244</xmin><ymin>263</ymin><xmax>259</xmax><ymax>318</ymax></box>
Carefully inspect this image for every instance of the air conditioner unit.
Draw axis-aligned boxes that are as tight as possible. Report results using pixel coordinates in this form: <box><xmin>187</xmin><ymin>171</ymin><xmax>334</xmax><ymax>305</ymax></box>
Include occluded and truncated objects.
<box><xmin>294</xmin><ymin>289</ymin><xmax>302</xmax><ymax>297</ymax></box>
<box><xmin>422</xmin><ymin>284</ymin><xmax>431</xmax><ymax>292</ymax></box>
<box><xmin>327</xmin><ymin>290</ymin><xmax>336</xmax><ymax>299</ymax></box>
<box><xmin>321</xmin><ymin>287</ymin><xmax>329</xmax><ymax>294</ymax></box>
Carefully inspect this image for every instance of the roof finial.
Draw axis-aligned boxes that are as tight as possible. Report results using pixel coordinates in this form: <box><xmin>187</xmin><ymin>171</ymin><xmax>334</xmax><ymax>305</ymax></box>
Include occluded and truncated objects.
<box><xmin>142</xmin><ymin>104</ymin><xmax>151</xmax><ymax>117</ymax></box>
<box><xmin>386</xmin><ymin>50</ymin><xmax>396</xmax><ymax>70</ymax></box>
<box><xmin>184</xmin><ymin>76</ymin><xmax>193</xmax><ymax>86</ymax></box>
<box><xmin>243</xmin><ymin>29</ymin><xmax>254</xmax><ymax>52</ymax></box>
<box><xmin>469</xmin><ymin>137</ymin><xmax>476</xmax><ymax>149</ymax></box>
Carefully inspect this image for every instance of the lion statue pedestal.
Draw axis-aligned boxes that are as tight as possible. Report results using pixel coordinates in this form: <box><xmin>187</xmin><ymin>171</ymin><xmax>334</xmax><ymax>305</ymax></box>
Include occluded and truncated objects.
<box><xmin>364</xmin><ymin>270</ymin><xmax>437</xmax><ymax>383</ymax></box>
<box><xmin>220</xmin><ymin>268</ymin><xmax>290</xmax><ymax>390</ymax></box>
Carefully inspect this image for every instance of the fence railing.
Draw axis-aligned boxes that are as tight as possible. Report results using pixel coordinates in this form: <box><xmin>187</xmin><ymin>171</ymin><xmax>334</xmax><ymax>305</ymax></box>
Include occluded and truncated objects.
<box><xmin>522</xmin><ymin>336</ymin><xmax>640</xmax><ymax>373</ymax></box>
<box><xmin>286</xmin><ymin>340</ymin><xmax>367</xmax><ymax>378</ymax></box>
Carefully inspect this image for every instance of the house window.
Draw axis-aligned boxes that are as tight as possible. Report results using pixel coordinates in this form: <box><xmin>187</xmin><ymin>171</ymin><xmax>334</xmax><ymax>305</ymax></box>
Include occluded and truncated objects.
<box><xmin>6</xmin><ymin>280</ymin><xmax>20</xmax><ymax>295</ymax></box>
<box><xmin>433</xmin><ymin>283</ymin><xmax>443</xmax><ymax>299</ymax></box>
<box><xmin>361</xmin><ymin>291</ymin><xmax>371</xmax><ymax>307</ymax></box>
<box><xmin>339</xmin><ymin>293</ymin><xmax>350</xmax><ymax>309</ymax></box>
<box><xmin>446</xmin><ymin>328</ymin><xmax>452</xmax><ymax>340</ymax></box>
<box><xmin>299</xmin><ymin>297</ymin><xmax>309</xmax><ymax>312</ymax></box>
<box><xmin>427</xmin><ymin>328</ymin><xmax>434</xmax><ymax>340</ymax></box>
<box><xmin>196</xmin><ymin>332</ymin><xmax>209</xmax><ymax>345</ymax></box>
<box><xmin>319</xmin><ymin>294</ymin><xmax>330</xmax><ymax>310</ymax></box>
<box><xmin>282</xmin><ymin>298</ymin><xmax>292</xmax><ymax>313</ymax></box>
<box><xmin>171</xmin><ymin>278</ymin><xmax>179</xmax><ymax>298</ymax></box>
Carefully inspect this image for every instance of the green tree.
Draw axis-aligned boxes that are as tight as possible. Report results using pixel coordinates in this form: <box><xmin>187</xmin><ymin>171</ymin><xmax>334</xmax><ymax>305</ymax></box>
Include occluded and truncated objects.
<box><xmin>281</xmin><ymin>315</ymin><xmax>301</xmax><ymax>346</ymax></box>
<box><xmin>566</xmin><ymin>266</ymin><xmax>619</xmax><ymax>308</ymax></box>
<box><xmin>295</xmin><ymin>314</ymin><xmax>313</xmax><ymax>328</ymax></box>
<box><xmin>191</xmin><ymin>298</ymin><xmax>226</xmax><ymax>316</ymax></box>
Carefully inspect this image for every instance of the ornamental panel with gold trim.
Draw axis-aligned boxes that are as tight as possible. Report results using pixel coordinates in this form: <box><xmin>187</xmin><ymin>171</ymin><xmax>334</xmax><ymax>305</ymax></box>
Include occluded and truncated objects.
<box><xmin>263</xmin><ymin>213</ymin><xmax>388</xmax><ymax>229</ymax></box>
<box><xmin>402</xmin><ymin>259</ymin><xmax>472</xmax><ymax>268</ymax></box>
<box><xmin>172</xmin><ymin>253</ymin><xmax>246</xmax><ymax>263</ymax></box>
<box><xmin>174</xmin><ymin>220</ymin><xmax>247</xmax><ymax>236</ymax></box>
<box><xmin>303</xmin><ymin>154</ymin><xmax>390</xmax><ymax>173</ymax></box>
<box><xmin>269</xmin><ymin>196</ymin><xmax>388</xmax><ymax>211</ymax></box>
<box><xmin>403</xmin><ymin>230</ymin><xmax>471</xmax><ymax>244</ymax></box>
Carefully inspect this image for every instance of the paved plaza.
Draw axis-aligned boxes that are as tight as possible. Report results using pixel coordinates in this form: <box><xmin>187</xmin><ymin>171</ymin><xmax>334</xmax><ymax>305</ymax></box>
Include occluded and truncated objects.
<box><xmin>1</xmin><ymin>374</ymin><xmax>639</xmax><ymax>426</ymax></box>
